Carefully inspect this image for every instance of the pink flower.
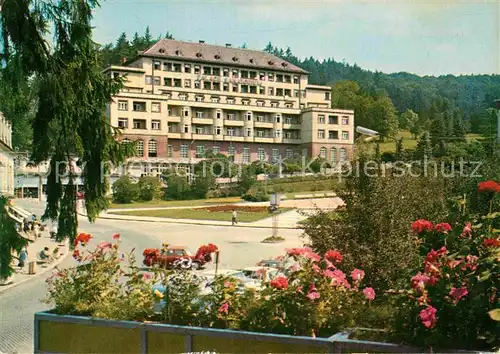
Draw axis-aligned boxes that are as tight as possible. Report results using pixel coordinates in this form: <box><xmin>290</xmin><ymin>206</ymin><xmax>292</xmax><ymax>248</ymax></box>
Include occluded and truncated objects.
<box><xmin>464</xmin><ymin>255</ymin><xmax>478</xmax><ymax>271</ymax></box>
<box><xmin>218</xmin><ymin>302</ymin><xmax>229</xmax><ymax>314</ymax></box>
<box><xmin>460</xmin><ymin>222</ymin><xmax>472</xmax><ymax>238</ymax></box>
<box><xmin>449</xmin><ymin>287</ymin><xmax>468</xmax><ymax>303</ymax></box>
<box><xmin>112</xmin><ymin>233</ymin><xmax>121</xmax><ymax>240</ymax></box>
<box><xmin>97</xmin><ymin>241</ymin><xmax>112</xmax><ymax>250</ymax></box>
<box><xmin>448</xmin><ymin>259</ymin><xmax>462</xmax><ymax>269</ymax></box>
<box><xmin>411</xmin><ymin>272</ymin><xmax>431</xmax><ymax>291</ymax></box>
<box><xmin>325</xmin><ymin>250</ymin><xmax>343</xmax><ymax>264</ymax></box>
<box><xmin>142</xmin><ymin>273</ymin><xmax>152</xmax><ymax>280</ymax></box>
<box><xmin>312</xmin><ymin>264</ymin><xmax>321</xmax><ymax>273</ymax></box>
<box><xmin>350</xmin><ymin>269</ymin><xmax>365</xmax><ymax>281</ymax></box>
<box><xmin>411</xmin><ymin>219</ymin><xmax>434</xmax><ymax>234</ymax></box>
<box><xmin>425</xmin><ymin>247</ymin><xmax>447</xmax><ymax>263</ymax></box>
<box><xmin>289</xmin><ymin>264</ymin><xmax>300</xmax><ymax>273</ymax></box>
<box><xmin>363</xmin><ymin>287</ymin><xmax>376</xmax><ymax>301</ymax></box>
<box><xmin>286</xmin><ymin>247</ymin><xmax>308</xmax><ymax>257</ymax></box>
<box><xmin>304</xmin><ymin>251</ymin><xmax>321</xmax><ymax>262</ymax></box>
<box><xmin>307</xmin><ymin>291</ymin><xmax>320</xmax><ymax>301</ymax></box>
<box><xmin>325</xmin><ymin>259</ymin><xmax>336</xmax><ymax>270</ymax></box>
<box><xmin>270</xmin><ymin>276</ymin><xmax>289</xmax><ymax>290</ymax></box>
<box><xmin>297</xmin><ymin>285</ymin><xmax>304</xmax><ymax>294</ymax></box>
<box><xmin>419</xmin><ymin>305</ymin><xmax>437</xmax><ymax>328</ymax></box>
<box><xmin>224</xmin><ymin>281</ymin><xmax>235</xmax><ymax>288</ymax></box>
<box><xmin>434</xmin><ymin>223</ymin><xmax>452</xmax><ymax>233</ymax></box>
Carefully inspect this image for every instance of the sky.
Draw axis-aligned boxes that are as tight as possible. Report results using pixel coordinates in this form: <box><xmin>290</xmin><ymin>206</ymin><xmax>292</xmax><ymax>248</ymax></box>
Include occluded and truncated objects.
<box><xmin>92</xmin><ymin>0</ymin><xmax>500</xmax><ymax>77</ymax></box>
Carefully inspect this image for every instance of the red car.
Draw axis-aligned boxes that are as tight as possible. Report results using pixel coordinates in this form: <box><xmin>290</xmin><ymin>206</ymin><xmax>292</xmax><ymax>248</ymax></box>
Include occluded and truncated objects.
<box><xmin>143</xmin><ymin>244</ymin><xmax>217</xmax><ymax>270</ymax></box>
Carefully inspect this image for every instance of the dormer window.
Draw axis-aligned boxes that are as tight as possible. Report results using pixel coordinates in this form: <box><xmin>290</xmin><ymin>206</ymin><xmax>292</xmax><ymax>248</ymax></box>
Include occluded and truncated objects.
<box><xmin>249</xmin><ymin>58</ymin><xmax>254</xmax><ymax>64</ymax></box>
<box><xmin>282</xmin><ymin>62</ymin><xmax>288</xmax><ymax>67</ymax></box>
<box><xmin>159</xmin><ymin>49</ymin><xmax>165</xmax><ymax>54</ymax></box>
<box><xmin>214</xmin><ymin>54</ymin><xmax>221</xmax><ymax>60</ymax></box>
<box><xmin>232</xmin><ymin>57</ymin><xmax>238</xmax><ymax>62</ymax></box>
<box><xmin>196</xmin><ymin>52</ymin><xmax>203</xmax><ymax>58</ymax></box>
<box><xmin>175</xmin><ymin>50</ymin><xmax>182</xmax><ymax>56</ymax></box>
<box><xmin>268</xmin><ymin>60</ymin><xmax>274</xmax><ymax>65</ymax></box>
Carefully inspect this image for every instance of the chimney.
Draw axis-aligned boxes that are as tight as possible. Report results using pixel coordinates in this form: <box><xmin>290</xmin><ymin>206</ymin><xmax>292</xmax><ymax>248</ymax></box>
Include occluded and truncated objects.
<box><xmin>225</xmin><ymin>43</ymin><xmax>231</xmax><ymax>48</ymax></box>
<box><xmin>199</xmin><ymin>40</ymin><xmax>205</xmax><ymax>44</ymax></box>
<box><xmin>121</xmin><ymin>57</ymin><xmax>127</xmax><ymax>64</ymax></box>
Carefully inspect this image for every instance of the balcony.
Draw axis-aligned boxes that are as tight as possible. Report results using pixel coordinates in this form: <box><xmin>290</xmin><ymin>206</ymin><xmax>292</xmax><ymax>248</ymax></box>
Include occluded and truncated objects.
<box><xmin>192</xmin><ymin>117</ymin><xmax>213</xmax><ymax>125</ymax></box>
<box><xmin>223</xmin><ymin>119</ymin><xmax>244</xmax><ymax>127</ymax></box>
<box><xmin>168</xmin><ymin>115</ymin><xmax>181</xmax><ymax>123</ymax></box>
<box><xmin>254</xmin><ymin>121</ymin><xmax>274</xmax><ymax>129</ymax></box>
<box><xmin>224</xmin><ymin>135</ymin><xmax>244</xmax><ymax>142</ymax></box>
<box><xmin>283</xmin><ymin>123</ymin><xmax>301</xmax><ymax>130</ymax></box>
<box><xmin>254</xmin><ymin>137</ymin><xmax>274</xmax><ymax>143</ymax></box>
<box><xmin>282</xmin><ymin>137</ymin><xmax>302</xmax><ymax>144</ymax></box>
<box><xmin>168</xmin><ymin>132</ymin><xmax>181</xmax><ymax>139</ymax></box>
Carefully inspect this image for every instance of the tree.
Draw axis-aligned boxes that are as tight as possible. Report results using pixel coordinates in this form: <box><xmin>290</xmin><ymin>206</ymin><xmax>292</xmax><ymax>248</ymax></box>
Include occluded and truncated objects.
<box><xmin>112</xmin><ymin>176</ymin><xmax>139</xmax><ymax>204</ymax></box>
<box><xmin>144</xmin><ymin>26</ymin><xmax>153</xmax><ymax>46</ymax></box>
<box><xmin>429</xmin><ymin>114</ymin><xmax>446</xmax><ymax>149</ymax></box>
<box><xmin>263</xmin><ymin>42</ymin><xmax>274</xmax><ymax>53</ymax></box>
<box><xmin>369</xmin><ymin>96</ymin><xmax>399</xmax><ymax>141</ymax></box>
<box><xmin>452</xmin><ymin>109</ymin><xmax>466</xmax><ymax>142</ymax></box>
<box><xmin>0</xmin><ymin>196</ymin><xmax>28</xmax><ymax>281</ymax></box>
<box><xmin>400</xmin><ymin>109</ymin><xmax>420</xmax><ymax>138</ymax></box>
<box><xmin>1</xmin><ymin>0</ymin><xmax>134</xmax><ymax>245</ymax></box>
<box><xmin>238</xmin><ymin>165</ymin><xmax>257</xmax><ymax>194</ymax></box>
<box><xmin>415</xmin><ymin>132</ymin><xmax>432</xmax><ymax>160</ymax></box>
<box><xmin>395</xmin><ymin>138</ymin><xmax>404</xmax><ymax>160</ymax></box>
<box><xmin>164</xmin><ymin>175</ymin><xmax>190</xmax><ymax>200</ymax></box>
<box><xmin>240</xmin><ymin>43</ymin><xmax>247</xmax><ymax>49</ymax></box>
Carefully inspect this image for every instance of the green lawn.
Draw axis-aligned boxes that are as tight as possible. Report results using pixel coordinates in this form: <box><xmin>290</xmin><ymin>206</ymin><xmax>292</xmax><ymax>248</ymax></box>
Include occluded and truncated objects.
<box><xmin>375</xmin><ymin>131</ymin><xmax>481</xmax><ymax>153</ymax></box>
<box><xmin>109</xmin><ymin>208</ymin><xmax>287</xmax><ymax>222</ymax></box>
<box><xmin>108</xmin><ymin>197</ymin><xmax>242</xmax><ymax>210</ymax></box>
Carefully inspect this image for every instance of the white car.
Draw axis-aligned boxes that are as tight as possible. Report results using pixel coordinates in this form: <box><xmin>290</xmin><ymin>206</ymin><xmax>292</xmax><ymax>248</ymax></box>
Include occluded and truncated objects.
<box><xmin>200</xmin><ymin>269</ymin><xmax>261</xmax><ymax>292</ymax></box>
<box><xmin>241</xmin><ymin>266</ymin><xmax>279</xmax><ymax>282</ymax></box>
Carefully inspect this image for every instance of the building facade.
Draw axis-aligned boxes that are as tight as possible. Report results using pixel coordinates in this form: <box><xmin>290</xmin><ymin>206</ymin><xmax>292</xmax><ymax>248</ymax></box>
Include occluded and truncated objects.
<box><xmin>105</xmin><ymin>39</ymin><xmax>354</xmax><ymax>173</ymax></box>
<box><xmin>0</xmin><ymin>112</ymin><xmax>14</xmax><ymax>195</ymax></box>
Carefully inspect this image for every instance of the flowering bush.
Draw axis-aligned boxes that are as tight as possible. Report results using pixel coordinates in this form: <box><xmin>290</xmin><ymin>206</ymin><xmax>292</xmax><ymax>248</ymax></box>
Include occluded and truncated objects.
<box><xmin>195</xmin><ymin>244</ymin><xmax>218</xmax><ymax>262</ymax></box>
<box><xmin>393</xmin><ymin>190</ymin><xmax>500</xmax><ymax>350</ymax></box>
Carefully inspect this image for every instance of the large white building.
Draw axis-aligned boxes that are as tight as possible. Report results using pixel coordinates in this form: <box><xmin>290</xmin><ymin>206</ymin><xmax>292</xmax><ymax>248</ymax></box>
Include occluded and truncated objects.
<box><xmin>0</xmin><ymin>112</ymin><xmax>14</xmax><ymax>196</ymax></box>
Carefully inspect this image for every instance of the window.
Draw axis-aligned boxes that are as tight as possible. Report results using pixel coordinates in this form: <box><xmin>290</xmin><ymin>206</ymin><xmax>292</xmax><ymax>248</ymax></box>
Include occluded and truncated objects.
<box><xmin>258</xmin><ymin>148</ymin><xmax>266</xmax><ymax>161</ymax></box>
<box><xmin>329</xmin><ymin>130</ymin><xmax>339</xmax><ymax>140</ymax></box>
<box><xmin>243</xmin><ymin>148</ymin><xmax>250</xmax><ymax>163</ymax></box>
<box><xmin>232</xmin><ymin>69</ymin><xmax>239</xmax><ymax>78</ymax></box>
<box><xmin>330</xmin><ymin>148</ymin><xmax>337</xmax><ymax>164</ymax></box>
<box><xmin>319</xmin><ymin>147</ymin><xmax>327</xmax><ymax>158</ymax></box>
<box><xmin>223</xmin><ymin>83</ymin><xmax>229</xmax><ymax>92</ymax></box>
<box><xmin>195</xmin><ymin>96</ymin><xmax>204</xmax><ymax>102</ymax></box>
<box><xmin>118</xmin><ymin>118</ymin><xmax>128</xmax><ymax>128</ymax></box>
<box><xmin>203</xmin><ymin>66</ymin><xmax>212</xmax><ymax>75</ymax></box>
<box><xmin>232</xmin><ymin>84</ymin><xmax>238</xmax><ymax>93</ymax></box>
<box><xmin>145</xmin><ymin>76</ymin><xmax>153</xmax><ymax>85</ymax></box>
<box><xmin>184</xmin><ymin>64</ymin><xmax>191</xmax><ymax>73</ymax></box>
<box><xmin>275</xmin><ymin>114</ymin><xmax>281</xmax><ymax>123</ymax></box>
<box><xmin>196</xmin><ymin>145</ymin><xmax>205</xmax><ymax>155</ymax></box>
<box><xmin>184</xmin><ymin>124</ymin><xmax>189</xmax><ymax>133</ymax></box>
<box><xmin>203</xmin><ymin>81</ymin><xmax>212</xmax><ymax>90</ymax></box>
<box><xmin>342</xmin><ymin>131</ymin><xmax>349</xmax><ymax>140</ymax></box>
<box><xmin>285</xmin><ymin>149</ymin><xmax>293</xmax><ymax>159</ymax></box>
<box><xmin>245</xmin><ymin>112</ymin><xmax>252</xmax><ymax>121</ymax></box>
<box><xmin>257</xmin><ymin>130</ymin><xmax>264</xmax><ymax>138</ymax></box>
<box><xmin>212</xmin><ymin>146</ymin><xmax>220</xmax><ymax>155</ymax></box>
<box><xmin>268</xmin><ymin>87</ymin><xmax>274</xmax><ymax>96</ymax></box>
<box><xmin>196</xmin><ymin>111</ymin><xmax>204</xmax><ymax>118</ymax></box>
<box><xmin>318</xmin><ymin>115</ymin><xmax>325</xmax><ymax>124</ymax></box>
<box><xmin>180</xmin><ymin>144</ymin><xmax>188</xmax><ymax>158</ymax></box>
<box><xmin>151</xmin><ymin>120</ymin><xmax>161</xmax><ymax>130</ymax></box>
<box><xmin>154</xmin><ymin>76</ymin><xmax>161</xmax><ymax>85</ymax></box>
<box><xmin>257</xmin><ymin>115</ymin><xmax>264</xmax><ymax>122</ymax></box>
<box><xmin>342</xmin><ymin>116</ymin><xmax>349</xmax><ymax>125</ymax></box>
<box><xmin>228</xmin><ymin>146</ymin><xmax>235</xmax><ymax>156</ymax></box>
<box><xmin>268</xmin><ymin>73</ymin><xmax>274</xmax><ymax>82</ymax></box>
<box><xmin>167</xmin><ymin>145</ymin><xmax>173</xmax><ymax>158</ymax></box>
<box><xmin>223</xmin><ymin>68</ymin><xmax>229</xmax><ymax>77</ymax></box>
<box><xmin>133</xmin><ymin>101</ymin><xmax>146</xmax><ymax>112</ymax></box>
<box><xmin>163</xmin><ymin>78</ymin><xmax>172</xmax><ymax>86</ymax></box>
<box><xmin>275</xmin><ymin>129</ymin><xmax>281</xmax><ymax>138</ymax></box>
<box><xmin>241</xmin><ymin>70</ymin><xmax>249</xmax><ymax>79</ymax></box>
<box><xmin>227</xmin><ymin>98</ymin><xmax>235</xmax><ymax>105</ymax></box>
<box><xmin>285</xmin><ymin>103</ymin><xmax>293</xmax><ymax>108</ymax></box>
<box><xmin>257</xmin><ymin>101</ymin><xmax>264</xmax><ymax>107</ymax></box>
<box><xmin>184</xmin><ymin>79</ymin><xmax>191</xmax><ymax>88</ymax></box>
<box><xmin>133</xmin><ymin>119</ymin><xmax>146</xmax><ymax>129</ymax></box>
<box><xmin>227</xmin><ymin>128</ymin><xmax>234</xmax><ymax>136</ymax></box>
<box><xmin>216</xmin><ymin>111</ymin><xmax>221</xmax><ymax>119</ymax></box>
<box><xmin>136</xmin><ymin>140</ymin><xmax>144</xmax><ymax>156</ymax></box>
<box><xmin>194</xmin><ymin>65</ymin><xmax>200</xmax><ymax>74</ymax></box>
<box><xmin>340</xmin><ymin>148</ymin><xmax>347</xmax><ymax>162</ymax></box>
<box><xmin>194</xmin><ymin>80</ymin><xmax>201</xmax><ymax>89</ymax></box>
<box><xmin>227</xmin><ymin>113</ymin><xmax>234</xmax><ymax>120</ymax></box>
<box><xmin>325</xmin><ymin>92</ymin><xmax>331</xmax><ymax>100</ymax></box>
<box><xmin>215</xmin><ymin>126</ymin><xmax>222</xmax><ymax>135</ymax></box>
<box><xmin>242</xmin><ymin>100</ymin><xmax>249</xmax><ymax>106</ymax></box>
<box><xmin>179</xmin><ymin>94</ymin><xmax>187</xmax><ymax>101</ymax></box>
<box><xmin>163</xmin><ymin>62</ymin><xmax>170</xmax><ymax>71</ymax></box>
<box><xmin>317</xmin><ymin>130</ymin><xmax>325</xmax><ymax>139</ymax></box>
<box><xmin>153</xmin><ymin>60</ymin><xmax>161</xmax><ymax>70</ymax></box>
<box><xmin>272</xmin><ymin>149</ymin><xmax>279</xmax><ymax>162</ymax></box>
<box><xmin>329</xmin><ymin>115</ymin><xmax>338</xmax><ymax>124</ymax></box>
<box><xmin>271</xmin><ymin>102</ymin><xmax>278</xmax><ymax>108</ymax></box>
<box><xmin>195</xmin><ymin>127</ymin><xmax>204</xmax><ymax>134</ymax></box>
<box><xmin>259</xmin><ymin>87</ymin><xmax>265</xmax><ymax>95</ymax></box>
<box><xmin>151</xmin><ymin>102</ymin><xmax>161</xmax><ymax>113</ymax></box>
<box><xmin>294</xmin><ymin>89</ymin><xmax>299</xmax><ymax>98</ymax></box>
<box><xmin>148</xmin><ymin>140</ymin><xmax>158</xmax><ymax>158</ymax></box>
<box><xmin>293</xmin><ymin>76</ymin><xmax>299</xmax><ymax>84</ymax></box>
<box><xmin>246</xmin><ymin>128</ymin><xmax>252</xmax><ymax>137</ymax></box>
<box><xmin>118</xmin><ymin>100</ymin><xmax>128</xmax><ymax>111</ymax></box>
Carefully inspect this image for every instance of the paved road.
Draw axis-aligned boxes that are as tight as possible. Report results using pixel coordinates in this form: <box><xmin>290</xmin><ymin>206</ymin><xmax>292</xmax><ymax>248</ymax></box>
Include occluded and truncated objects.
<box><xmin>0</xmin><ymin>201</ymin><xmax>302</xmax><ymax>353</ymax></box>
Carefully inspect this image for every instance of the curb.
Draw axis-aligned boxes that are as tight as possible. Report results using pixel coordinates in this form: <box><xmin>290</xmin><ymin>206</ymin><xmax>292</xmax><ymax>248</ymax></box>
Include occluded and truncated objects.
<box><xmin>0</xmin><ymin>239</ymin><xmax>70</xmax><ymax>294</ymax></box>
<box><xmin>80</xmin><ymin>211</ymin><xmax>303</xmax><ymax>230</ymax></box>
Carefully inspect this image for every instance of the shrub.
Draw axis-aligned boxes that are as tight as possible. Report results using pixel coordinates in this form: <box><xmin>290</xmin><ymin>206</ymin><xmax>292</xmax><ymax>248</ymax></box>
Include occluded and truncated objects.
<box><xmin>112</xmin><ymin>176</ymin><xmax>138</xmax><ymax>204</ymax></box>
<box><xmin>242</xmin><ymin>187</ymin><xmax>269</xmax><ymax>202</ymax></box>
<box><xmin>190</xmin><ymin>173</ymin><xmax>216</xmax><ymax>199</ymax></box>
<box><xmin>137</xmin><ymin>176</ymin><xmax>163</xmax><ymax>201</ymax></box>
<box><xmin>164</xmin><ymin>175</ymin><xmax>191</xmax><ymax>200</ymax></box>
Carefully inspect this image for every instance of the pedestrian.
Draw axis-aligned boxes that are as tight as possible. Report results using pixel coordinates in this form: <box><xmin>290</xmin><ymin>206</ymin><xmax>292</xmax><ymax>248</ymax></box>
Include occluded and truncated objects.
<box><xmin>33</xmin><ymin>222</ymin><xmax>41</xmax><ymax>238</ymax></box>
<box><xmin>38</xmin><ymin>247</ymin><xmax>52</xmax><ymax>263</ymax></box>
<box><xmin>18</xmin><ymin>247</ymin><xmax>28</xmax><ymax>268</ymax></box>
<box><xmin>50</xmin><ymin>223</ymin><xmax>58</xmax><ymax>239</ymax></box>
<box><xmin>232</xmin><ymin>209</ymin><xmax>238</xmax><ymax>226</ymax></box>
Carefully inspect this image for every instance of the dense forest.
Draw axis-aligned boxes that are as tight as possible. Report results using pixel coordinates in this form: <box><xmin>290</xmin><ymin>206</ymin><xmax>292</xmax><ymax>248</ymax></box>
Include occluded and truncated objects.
<box><xmin>3</xmin><ymin>27</ymin><xmax>499</xmax><ymax>150</ymax></box>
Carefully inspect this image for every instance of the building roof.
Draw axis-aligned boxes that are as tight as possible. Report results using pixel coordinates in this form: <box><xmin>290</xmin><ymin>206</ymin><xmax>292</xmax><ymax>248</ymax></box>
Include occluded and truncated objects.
<box><xmin>103</xmin><ymin>65</ymin><xmax>146</xmax><ymax>74</ymax></box>
<box><xmin>139</xmin><ymin>39</ymin><xmax>308</xmax><ymax>74</ymax></box>
<box><xmin>306</xmin><ymin>84</ymin><xmax>331</xmax><ymax>91</ymax></box>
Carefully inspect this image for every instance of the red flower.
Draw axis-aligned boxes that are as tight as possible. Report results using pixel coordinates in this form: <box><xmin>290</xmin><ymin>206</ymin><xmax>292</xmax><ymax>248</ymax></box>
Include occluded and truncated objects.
<box><xmin>424</xmin><ymin>262</ymin><xmax>441</xmax><ymax>277</ymax></box>
<box><xmin>434</xmin><ymin>223</ymin><xmax>452</xmax><ymax>233</ymax></box>
<box><xmin>419</xmin><ymin>305</ymin><xmax>437</xmax><ymax>328</ymax></box>
<box><xmin>218</xmin><ymin>302</ymin><xmax>229</xmax><ymax>314</ymax></box>
<box><xmin>363</xmin><ymin>287</ymin><xmax>376</xmax><ymax>301</ymax></box>
<box><xmin>411</xmin><ymin>219</ymin><xmax>434</xmax><ymax>234</ymax></box>
<box><xmin>484</xmin><ymin>238</ymin><xmax>500</xmax><ymax>248</ymax></box>
<box><xmin>325</xmin><ymin>249</ymin><xmax>343</xmax><ymax>264</ymax></box>
<box><xmin>286</xmin><ymin>247</ymin><xmax>307</xmax><ymax>257</ymax></box>
<box><xmin>72</xmin><ymin>249</ymin><xmax>81</xmax><ymax>261</ymax></box>
<box><xmin>304</xmin><ymin>251</ymin><xmax>321</xmax><ymax>262</ymax></box>
<box><xmin>478</xmin><ymin>180</ymin><xmax>500</xmax><ymax>193</ymax></box>
<box><xmin>411</xmin><ymin>272</ymin><xmax>431</xmax><ymax>291</ymax></box>
<box><xmin>425</xmin><ymin>247</ymin><xmax>447</xmax><ymax>263</ymax></box>
<box><xmin>112</xmin><ymin>233</ymin><xmax>121</xmax><ymax>240</ymax></box>
<box><xmin>97</xmin><ymin>241</ymin><xmax>112</xmax><ymax>250</ymax></box>
<box><xmin>460</xmin><ymin>222</ymin><xmax>472</xmax><ymax>238</ymax></box>
<box><xmin>74</xmin><ymin>232</ymin><xmax>92</xmax><ymax>247</ymax></box>
<box><xmin>463</xmin><ymin>255</ymin><xmax>478</xmax><ymax>271</ymax></box>
<box><xmin>270</xmin><ymin>276</ymin><xmax>289</xmax><ymax>290</ymax></box>
<box><xmin>350</xmin><ymin>269</ymin><xmax>365</xmax><ymax>281</ymax></box>
<box><xmin>449</xmin><ymin>287</ymin><xmax>468</xmax><ymax>303</ymax></box>
<box><xmin>143</xmin><ymin>248</ymin><xmax>160</xmax><ymax>257</ymax></box>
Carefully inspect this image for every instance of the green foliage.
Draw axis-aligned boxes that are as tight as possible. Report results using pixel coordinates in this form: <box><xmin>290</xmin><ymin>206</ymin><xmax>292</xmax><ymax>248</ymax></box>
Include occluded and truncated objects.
<box><xmin>237</xmin><ymin>165</ymin><xmax>257</xmax><ymax>194</ymax></box>
<box><xmin>0</xmin><ymin>195</ymin><xmax>28</xmax><ymax>280</ymax></box>
<box><xmin>415</xmin><ymin>132</ymin><xmax>432</xmax><ymax>160</ymax></box>
<box><xmin>137</xmin><ymin>176</ymin><xmax>163</xmax><ymax>201</ymax></box>
<box><xmin>112</xmin><ymin>176</ymin><xmax>138</xmax><ymax>204</ymax></box>
<box><xmin>190</xmin><ymin>172</ymin><xmax>216</xmax><ymax>199</ymax></box>
<box><xmin>242</xmin><ymin>187</ymin><xmax>269</xmax><ymax>202</ymax></box>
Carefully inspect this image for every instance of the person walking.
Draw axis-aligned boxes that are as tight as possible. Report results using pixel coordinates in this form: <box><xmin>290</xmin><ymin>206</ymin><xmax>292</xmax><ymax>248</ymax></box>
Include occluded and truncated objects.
<box><xmin>18</xmin><ymin>247</ymin><xmax>28</xmax><ymax>268</ymax></box>
<box><xmin>33</xmin><ymin>222</ymin><xmax>41</xmax><ymax>238</ymax></box>
<box><xmin>232</xmin><ymin>209</ymin><xmax>238</xmax><ymax>226</ymax></box>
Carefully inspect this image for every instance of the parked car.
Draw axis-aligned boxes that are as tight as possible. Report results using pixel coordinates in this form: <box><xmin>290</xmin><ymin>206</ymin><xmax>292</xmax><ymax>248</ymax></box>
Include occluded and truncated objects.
<box><xmin>241</xmin><ymin>266</ymin><xmax>279</xmax><ymax>282</ymax></box>
<box><xmin>143</xmin><ymin>246</ymin><xmax>206</xmax><ymax>270</ymax></box>
<box><xmin>200</xmin><ymin>269</ymin><xmax>262</xmax><ymax>293</ymax></box>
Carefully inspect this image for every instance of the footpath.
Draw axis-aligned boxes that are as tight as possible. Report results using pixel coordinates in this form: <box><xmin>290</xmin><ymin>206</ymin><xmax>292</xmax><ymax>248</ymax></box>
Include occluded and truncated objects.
<box><xmin>0</xmin><ymin>205</ymin><xmax>70</xmax><ymax>294</ymax></box>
